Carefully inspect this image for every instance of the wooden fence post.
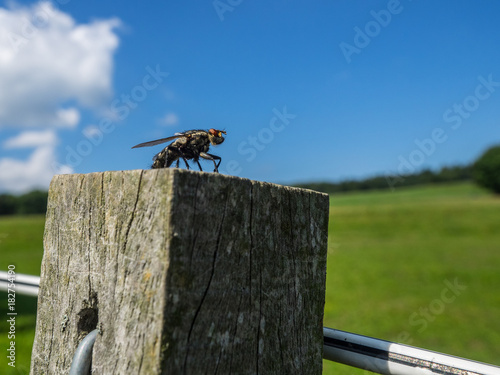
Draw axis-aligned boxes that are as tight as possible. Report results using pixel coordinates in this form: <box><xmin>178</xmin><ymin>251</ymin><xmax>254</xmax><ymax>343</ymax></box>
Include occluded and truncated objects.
<box><xmin>30</xmin><ymin>169</ymin><xmax>329</xmax><ymax>374</ymax></box>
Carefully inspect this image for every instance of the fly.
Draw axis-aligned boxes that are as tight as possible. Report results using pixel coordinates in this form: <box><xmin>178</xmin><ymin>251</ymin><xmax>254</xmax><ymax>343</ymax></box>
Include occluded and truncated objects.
<box><xmin>132</xmin><ymin>129</ymin><xmax>227</xmax><ymax>172</ymax></box>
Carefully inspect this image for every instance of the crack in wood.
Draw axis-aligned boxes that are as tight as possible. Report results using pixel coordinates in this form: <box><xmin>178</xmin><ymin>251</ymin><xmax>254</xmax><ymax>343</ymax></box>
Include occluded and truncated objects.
<box><xmin>183</xmin><ymin>185</ymin><xmax>228</xmax><ymax>374</ymax></box>
<box><xmin>122</xmin><ymin>170</ymin><xmax>144</xmax><ymax>253</ymax></box>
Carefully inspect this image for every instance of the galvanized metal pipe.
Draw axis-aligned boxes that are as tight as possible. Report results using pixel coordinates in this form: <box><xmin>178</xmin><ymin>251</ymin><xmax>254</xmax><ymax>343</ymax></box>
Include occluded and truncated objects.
<box><xmin>323</xmin><ymin>327</ymin><xmax>500</xmax><ymax>375</ymax></box>
<box><xmin>0</xmin><ymin>270</ymin><xmax>40</xmax><ymax>297</ymax></box>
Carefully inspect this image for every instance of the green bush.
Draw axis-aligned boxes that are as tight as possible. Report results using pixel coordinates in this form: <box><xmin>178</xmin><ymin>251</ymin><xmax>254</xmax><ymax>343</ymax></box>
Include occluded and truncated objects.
<box><xmin>473</xmin><ymin>145</ymin><xmax>500</xmax><ymax>194</ymax></box>
<box><xmin>0</xmin><ymin>190</ymin><xmax>48</xmax><ymax>215</ymax></box>
<box><xmin>0</xmin><ymin>194</ymin><xmax>17</xmax><ymax>215</ymax></box>
<box><xmin>17</xmin><ymin>190</ymin><xmax>48</xmax><ymax>214</ymax></box>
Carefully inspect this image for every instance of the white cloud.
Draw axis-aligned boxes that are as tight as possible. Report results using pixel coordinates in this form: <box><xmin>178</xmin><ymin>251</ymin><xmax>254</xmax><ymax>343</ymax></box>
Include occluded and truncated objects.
<box><xmin>82</xmin><ymin>125</ymin><xmax>100</xmax><ymax>138</ymax></box>
<box><xmin>0</xmin><ymin>1</ymin><xmax>121</xmax><ymax>193</ymax></box>
<box><xmin>3</xmin><ymin>129</ymin><xmax>57</xmax><ymax>149</ymax></box>
<box><xmin>0</xmin><ymin>131</ymin><xmax>73</xmax><ymax>193</ymax></box>
<box><xmin>0</xmin><ymin>1</ymin><xmax>121</xmax><ymax>129</ymax></box>
<box><xmin>160</xmin><ymin>112</ymin><xmax>179</xmax><ymax>126</ymax></box>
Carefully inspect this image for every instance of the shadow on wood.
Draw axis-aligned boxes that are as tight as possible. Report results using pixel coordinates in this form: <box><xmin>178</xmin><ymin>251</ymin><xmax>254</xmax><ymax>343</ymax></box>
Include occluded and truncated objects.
<box><xmin>30</xmin><ymin>169</ymin><xmax>329</xmax><ymax>374</ymax></box>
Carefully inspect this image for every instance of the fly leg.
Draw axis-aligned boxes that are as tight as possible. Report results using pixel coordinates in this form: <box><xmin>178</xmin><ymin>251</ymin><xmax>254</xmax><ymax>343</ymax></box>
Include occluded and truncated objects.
<box><xmin>194</xmin><ymin>158</ymin><xmax>203</xmax><ymax>172</ymax></box>
<box><xmin>200</xmin><ymin>152</ymin><xmax>221</xmax><ymax>173</ymax></box>
<box><xmin>172</xmin><ymin>157</ymin><xmax>189</xmax><ymax>169</ymax></box>
<box><xmin>166</xmin><ymin>146</ymin><xmax>190</xmax><ymax>169</ymax></box>
<box><xmin>196</xmin><ymin>159</ymin><xmax>203</xmax><ymax>172</ymax></box>
<box><xmin>177</xmin><ymin>149</ymin><xmax>191</xmax><ymax>169</ymax></box>
<box><xmin>165</xmin><ymin>146</ymin><xmax>179</xmax><ymax>168</ymax></box>
<box><xmin>174</xmin><ymin>155</ymin><xmax>190</xmax><ymax>169</ymax></box>
<box><xmin>181</xmin><ymin>155</ymin><xmax>190</xmax><ymax>169</ymax></box>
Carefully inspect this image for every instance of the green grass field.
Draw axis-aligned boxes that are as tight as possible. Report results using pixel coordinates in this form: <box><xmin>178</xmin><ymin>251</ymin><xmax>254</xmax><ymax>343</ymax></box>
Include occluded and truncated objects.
<box><xmin>323</xmin><ymin>182</ymin><xmax>500</xmax><ymax>374</ymax></box>
<box><xmin>1</xmin><ymin>182</ymin><xmax>499</xmax><ymax>374</ymax></box>
<box><xmin>0</xmin><ymin>216</ymin><xmax>45</xmax><ymax>375</ymax></box>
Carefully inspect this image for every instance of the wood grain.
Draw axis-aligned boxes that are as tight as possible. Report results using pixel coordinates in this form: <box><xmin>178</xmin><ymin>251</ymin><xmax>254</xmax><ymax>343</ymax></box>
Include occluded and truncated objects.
<box><xmin>30</xmin><ymin>169</ymin><xmax>329</xmax><ymax>374</ymax></box>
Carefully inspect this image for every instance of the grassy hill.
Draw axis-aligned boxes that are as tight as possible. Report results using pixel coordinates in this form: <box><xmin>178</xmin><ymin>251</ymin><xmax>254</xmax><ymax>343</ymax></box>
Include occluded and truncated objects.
<box><xmin>323</xmin><ymin>182</ymin><xmax>500</xmax><ymax>374</ymax></box>
<box><xmin>1</xmin><ymin>182</ymin><xmax>499</xmax><ymax>374</ymax></box>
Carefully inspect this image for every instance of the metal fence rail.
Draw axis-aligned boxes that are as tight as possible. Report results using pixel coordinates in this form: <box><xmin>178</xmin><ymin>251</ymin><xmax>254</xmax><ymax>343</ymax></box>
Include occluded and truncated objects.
<box><xmin>0</xmin><ymin>270</ymin><xmax>40</xmax><ymax>297</ymax></box>
<box><xmin>2</xmin><ymin>271</ymin><xmax>500</xmax><ymax>374</ymax></box>
<box><xmin>324</xmin><ymin>327</ymin><xmax>500</xmax><ymax>375</ymax></box>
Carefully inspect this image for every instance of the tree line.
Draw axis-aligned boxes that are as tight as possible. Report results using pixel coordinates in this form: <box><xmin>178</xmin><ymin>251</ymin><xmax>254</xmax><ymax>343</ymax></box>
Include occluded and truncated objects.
<box><xmin>0</xmin><ymin>190</ymin><xmax>48</xmax><ymax>215</ymax></box>
<box><xmin>294</xmin><ymin>165</ymin><xmax>473</xmax><ymax>194</ymax></box>
<box><xmin>296</xmin><ymin>144</ymin><xmax>500</xmax><ymax>195</ymax></box>
<box><xmin>0</xmin><ymin>165</ymin><xmax>473</xmax><ymax>215</ymax></box>
<box><xmin>0</xmin><ymin>145</ymin><xmax>498</xmax><ymax>215</ymax></box>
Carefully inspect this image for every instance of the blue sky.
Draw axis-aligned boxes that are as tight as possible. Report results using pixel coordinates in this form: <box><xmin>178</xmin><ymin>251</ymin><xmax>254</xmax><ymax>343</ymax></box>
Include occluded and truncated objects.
<box><xmin>1</xmin><ymin>0</ymin><xmax>500</xmax><ymax>193</ymax></box>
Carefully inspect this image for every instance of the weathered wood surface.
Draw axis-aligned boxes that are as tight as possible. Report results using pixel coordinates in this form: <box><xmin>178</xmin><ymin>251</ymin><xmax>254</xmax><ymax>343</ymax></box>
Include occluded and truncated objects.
<box><xmin>30</xmin><ymin>169</ymin><xmax>329</xmax><ymax>375</ymax></box>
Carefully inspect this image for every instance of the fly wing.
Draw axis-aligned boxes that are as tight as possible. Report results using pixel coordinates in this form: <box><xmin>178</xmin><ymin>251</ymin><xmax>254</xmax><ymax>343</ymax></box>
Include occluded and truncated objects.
<box><xmin>131</xmin><ymin>134</ymin><xmax>183</xmax><ymax>149</ymax></box>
